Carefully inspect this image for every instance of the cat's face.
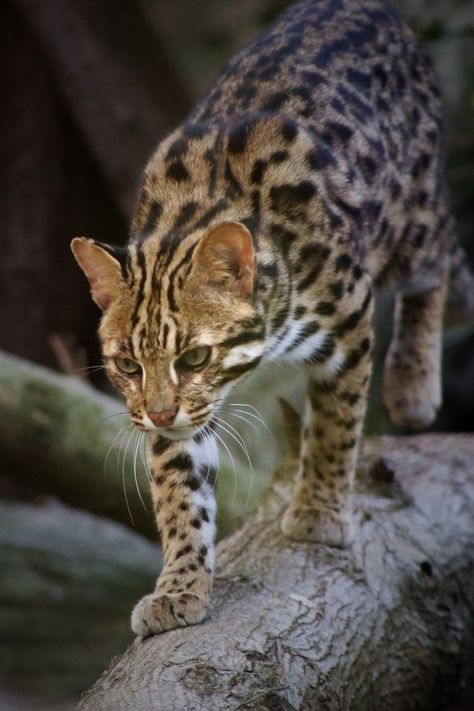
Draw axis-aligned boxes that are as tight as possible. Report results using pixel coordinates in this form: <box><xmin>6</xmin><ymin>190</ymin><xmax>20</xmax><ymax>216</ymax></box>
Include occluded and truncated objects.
<box><xmin>72</xmin><ymin>222</ymin><xmax>264</xmax><ymax>440</ymax></box>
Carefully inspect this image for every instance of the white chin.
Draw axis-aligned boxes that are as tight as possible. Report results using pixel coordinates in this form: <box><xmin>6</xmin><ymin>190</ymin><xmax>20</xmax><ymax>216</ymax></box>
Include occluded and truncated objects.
<box><xmin>162</xmin><ymin>427</ymin><xmax>197</xmax><ymax>441</ymax></box>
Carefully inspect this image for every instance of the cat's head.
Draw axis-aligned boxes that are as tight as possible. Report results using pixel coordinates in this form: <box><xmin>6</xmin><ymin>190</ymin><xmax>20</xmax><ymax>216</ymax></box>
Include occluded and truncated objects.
<box><xmin>71</xmin><ymin>221</ymin><xmax>264</xmax><ymax>440</ymax></box>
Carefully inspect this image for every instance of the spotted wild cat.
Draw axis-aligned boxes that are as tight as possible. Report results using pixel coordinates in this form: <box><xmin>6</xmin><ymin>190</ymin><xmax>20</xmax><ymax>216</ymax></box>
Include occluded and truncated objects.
<box><xmin>71</xmin><ymin>0</ymin><xmax>473</xmax><ymax>636</ymax></box>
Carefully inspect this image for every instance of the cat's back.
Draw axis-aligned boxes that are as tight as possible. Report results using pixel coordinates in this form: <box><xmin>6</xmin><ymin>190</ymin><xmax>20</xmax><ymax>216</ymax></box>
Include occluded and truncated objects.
<box><xmin>191</xmin><ymin>0</ymin><xmax>438</xmax><ymax>131</ymax></box>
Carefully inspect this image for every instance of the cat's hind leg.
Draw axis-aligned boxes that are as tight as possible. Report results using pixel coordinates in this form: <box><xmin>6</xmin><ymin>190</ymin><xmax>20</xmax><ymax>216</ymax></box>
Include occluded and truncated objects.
<box><xmin>383</xmin><ymin>269</ymin><xmax>448</xmax><ymax>430</ymax></box>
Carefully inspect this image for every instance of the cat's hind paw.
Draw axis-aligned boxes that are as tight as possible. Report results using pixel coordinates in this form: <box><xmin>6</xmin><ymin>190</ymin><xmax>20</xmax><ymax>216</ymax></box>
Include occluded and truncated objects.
<box><xmin>131</xmin><ymin>591</ymin><xmax>209</xmax><ymax>637</ymax></box>
<box><xmin>281</xmin><ymin>505</ymin><xmax>354</xmax><ymax>548</ymax></box>
<box><xmin>383</xmin><ymin>350</ymin><xmax>441</xmax><ymax>430</ymax></box>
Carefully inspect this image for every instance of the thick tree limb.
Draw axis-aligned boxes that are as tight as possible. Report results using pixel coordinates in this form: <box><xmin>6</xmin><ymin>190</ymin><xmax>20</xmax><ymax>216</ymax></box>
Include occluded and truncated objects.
<box><xmin>0</xmin><ymin>350</ymin><xmax>155</xmax><ymax>537</ymax></box>
<box><xmin>79</xmin><ymin>433</ymin><xmax>474</xmax><ymax>711</ymax></box>
<box><xmin>0</xmin><ymin>498</ymin><xmax>161</xmax><ymax>703</ymax></box>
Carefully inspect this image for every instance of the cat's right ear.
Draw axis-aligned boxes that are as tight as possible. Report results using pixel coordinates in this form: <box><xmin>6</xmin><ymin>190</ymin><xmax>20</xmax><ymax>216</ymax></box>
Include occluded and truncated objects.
<box><xmin>70</xmin><ymin>237</ymin><xmax>123</xmax><ymax>310</ymax></box>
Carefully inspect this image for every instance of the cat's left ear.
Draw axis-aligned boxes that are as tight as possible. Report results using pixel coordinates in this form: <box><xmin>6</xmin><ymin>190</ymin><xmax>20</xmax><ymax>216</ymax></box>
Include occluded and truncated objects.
<box><xmin>195</xmin><ymin>221</ymin><xmax>255</xmax><ymax>298</ymax></box>
<box><xmin>71</xmin><ymin>237</ymin><xmax>124</xmax><ymax>310</ymax></box>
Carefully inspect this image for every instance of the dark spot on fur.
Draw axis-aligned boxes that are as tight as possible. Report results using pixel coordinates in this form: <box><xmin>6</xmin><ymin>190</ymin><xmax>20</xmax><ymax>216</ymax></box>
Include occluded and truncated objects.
<box><xmin>315</xmin><ymin>301</ymin><xmax>336</xmax><ymax>316</ymax></box>
<box><xmin>335</xmin><ymin>254</ymin><xmax>352</xmax><ymax>271</ymax></box>
<box><xmin>270</xmin><ymin>181</ymin><xmax>317</xmax><ymax>214</ymax></box>
<box><xmin>166</xmin><ymin>160</ymin><xmax>190</xmax><ymax>182</ymax></box>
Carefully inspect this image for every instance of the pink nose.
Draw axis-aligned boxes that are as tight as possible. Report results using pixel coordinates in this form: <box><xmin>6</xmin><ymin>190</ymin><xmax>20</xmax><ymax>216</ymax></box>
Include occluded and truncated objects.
<box><xmin>148</xmin><ymin>407</ymin><xmax>178</xmax><ymax>428</ymax></box>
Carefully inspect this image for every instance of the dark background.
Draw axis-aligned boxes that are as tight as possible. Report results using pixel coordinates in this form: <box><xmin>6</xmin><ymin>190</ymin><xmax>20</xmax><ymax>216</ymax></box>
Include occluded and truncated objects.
<box><xmin>0</xmin><ymin>0</ymin><xmax>473</xmax><ymax>708</ymax></box>
<box><xmin>1</xmin><ymin>0</ymin><xmax>473</xmax><ymax>430</ymax></box>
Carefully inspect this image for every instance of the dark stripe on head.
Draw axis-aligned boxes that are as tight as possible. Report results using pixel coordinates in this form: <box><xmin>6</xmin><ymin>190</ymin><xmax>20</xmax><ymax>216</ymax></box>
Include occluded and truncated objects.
<box><xmin>174</xmin><ymin>201</ymin><xmax>199</xmax><ymax>230</ymax></box>
<box><xmin>225</xmin><ymin>159</ymin><xmax>244</xmax><ymax>196</ymax></box>
<box><xmin>142</xmin><ymin>201</ymin><xmax>163</xmax><ymax>234</ymax></box>
<box><xmin>130</xmin><ymin>247</ymin><xmax>147</xmax><ymax>330</ymax></box>
<box><xmin>194</xmin><ymin>198</ymin><xmax>229</xmax><ymax>231</ymax></box>
<box><xmin>221</xmin><ymin>330</ymin><xmax>264</xmax><ymax>348</ymax></box>
<box><xmin>166</xmin><ymin>240</ymin><xmax>201</xmax><ymax>313</ymax></box>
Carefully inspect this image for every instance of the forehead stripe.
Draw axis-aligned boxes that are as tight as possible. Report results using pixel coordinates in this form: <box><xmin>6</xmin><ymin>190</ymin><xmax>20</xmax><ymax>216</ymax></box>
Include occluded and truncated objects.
<box><xmin>166</xmin><ymin>240</ymin><xmax>200</xmax><ymax>313</ymax></box>
<box><xmin>130</xmin><ymin>247</ymin><xmax>147</xmax><ymax>330</ymax></box>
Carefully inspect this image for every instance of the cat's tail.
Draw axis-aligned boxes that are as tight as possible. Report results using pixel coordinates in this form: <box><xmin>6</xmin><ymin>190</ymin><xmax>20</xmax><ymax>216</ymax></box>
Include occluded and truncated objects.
<box><xmin>446</xmin><ymin>240</ymin><xmax>474</xmax><ymax>324</ymax></box>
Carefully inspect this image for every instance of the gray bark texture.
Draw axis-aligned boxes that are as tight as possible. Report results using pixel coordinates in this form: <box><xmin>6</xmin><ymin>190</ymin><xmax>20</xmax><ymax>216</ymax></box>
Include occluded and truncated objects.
<box><xmin>78</xmin><ymin>432</ymin><xmax>474</xmax><ymax>711</ymax></box>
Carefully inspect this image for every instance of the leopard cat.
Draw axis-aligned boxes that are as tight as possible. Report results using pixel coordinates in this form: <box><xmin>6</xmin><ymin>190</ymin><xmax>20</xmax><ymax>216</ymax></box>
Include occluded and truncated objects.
<box><xmin>71</xmin><ymin>0</ymin><xmax>474</xmax><ymax>636</ymax></box>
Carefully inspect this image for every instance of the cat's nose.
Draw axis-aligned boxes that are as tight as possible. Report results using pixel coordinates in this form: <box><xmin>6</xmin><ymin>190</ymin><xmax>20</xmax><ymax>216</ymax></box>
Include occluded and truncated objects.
<box><xmin>147</xmin><ymin>407</ymin><xmax>178</xmax><ymax>428</ymax></box>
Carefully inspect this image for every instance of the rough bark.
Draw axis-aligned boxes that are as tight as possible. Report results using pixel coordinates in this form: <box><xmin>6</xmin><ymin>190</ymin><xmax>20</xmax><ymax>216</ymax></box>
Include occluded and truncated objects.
<box><xmin>0</xmin><ymin>498</ymin><xmax>161</xmax><ymax>703</ymax></box>
<box><xmin>0</xmin><ymin>350</ymin><xmax>156</xmax><ymax>537</ymax></box>
<box><xmin>79</xmin><ymin>433</ymin><xmax>474</xmax><ymax>711</ymax></box>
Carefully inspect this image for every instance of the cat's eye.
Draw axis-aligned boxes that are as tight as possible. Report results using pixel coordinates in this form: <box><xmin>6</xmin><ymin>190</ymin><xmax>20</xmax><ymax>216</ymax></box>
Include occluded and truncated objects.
<box><xmin>114</xmin><ymin>357</ymin><xmax>141</xmax><ymax>375</ymax></box>
<box><xmin>176</xmin><ymin>346</ymin><xmax>211</xmax><ymax>371</ymax></box>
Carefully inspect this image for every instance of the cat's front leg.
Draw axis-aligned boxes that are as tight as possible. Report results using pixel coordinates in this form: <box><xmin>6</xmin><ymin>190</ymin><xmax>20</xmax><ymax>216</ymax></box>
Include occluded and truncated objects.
<box><xmin>131</xmin><ymin>433</ymin><xmax>217</xmax><ymax>637</ymax></box>
<box><xmin>282</xmin><ymin>281</ymin><xmax>374</xmax><ymax>547</ymax></box>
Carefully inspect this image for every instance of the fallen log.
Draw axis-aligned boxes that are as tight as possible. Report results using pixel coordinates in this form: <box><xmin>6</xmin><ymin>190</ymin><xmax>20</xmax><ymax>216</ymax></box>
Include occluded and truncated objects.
<box><xmin>79</xmin><ymin>431</ymin><xmax>474</xmax><ymax>711</ymax></box>
<box><xmin>0</xmin><ymin>350</ymin><xmax>156</xmax><ymax>537</ymax></box>
<box><xmin>0</xmin><ymin>498</ymin><xmax>161</xmax><ymax>704</ymax></box>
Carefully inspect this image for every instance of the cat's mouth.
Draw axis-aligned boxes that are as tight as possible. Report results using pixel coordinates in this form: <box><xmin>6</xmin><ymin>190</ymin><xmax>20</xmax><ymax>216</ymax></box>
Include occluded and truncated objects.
<box><xmin>161</xmin><ymin>425</ymin><xmax>200</xmax><ymax>441</ymax></box>
<box><xmin>134</xmin><ymin>410</ymin><xmax>211</xmax><ymax>441</ymax></box>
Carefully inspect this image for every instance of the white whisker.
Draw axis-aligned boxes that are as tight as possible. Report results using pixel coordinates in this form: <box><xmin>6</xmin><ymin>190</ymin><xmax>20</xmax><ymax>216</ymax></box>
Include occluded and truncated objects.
<box><xmin>133</xmin><ymin>431</ymin><xmax>148</xmax><ymax>513</ymax></box>
<box><xmin>100</xmin><ymin>411</ymin><xmax>129</xmax><ymax>423</ymax></box>
<box><xmin>121</xmin><ymin>426</ymin><xmax>136</xmax><ymax>527</ymax></box>
<box><xmin>103</xmin><ymin>423</ymin><xmax>129</xmax><ymax>480</ymax></box>
<box><xmin>71</xmin><ymin>365</ymin><xmax>107</xmax><ymax>374</ymax></box>
<box><xmin>228</xmin><ymin>403</ymin><xmax>276</xmax><ymax>444</ymax></box>
<box><xmin>203</xmin><ymin>426</ymin><xmax>220</xmax><ymax>491</ymax></box>
<box><xmin>139</xmin><ymin>433</ymin><xmax>153</xmax><ymax>483</ymax></box>
<box><xmin>227</xmin><ymin>411</ymin><xmax>258</xmax><ymax>433</ymax></box>
<box><xmin>211</xmin><ymin>426</ymin><xmax>238</xmax><ymax>504</ymax></box>
<box><xmin>212</xmin><ymin>415</ymin><xmax>255</xmax><ymax>508</ymax></box>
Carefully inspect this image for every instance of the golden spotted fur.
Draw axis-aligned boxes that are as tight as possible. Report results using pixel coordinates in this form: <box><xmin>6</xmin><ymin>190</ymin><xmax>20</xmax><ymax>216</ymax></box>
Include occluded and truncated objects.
<box><xmin>72</xmin><ymin>0</ymin><xmax>473</xmax><ymax>636</ymax></box>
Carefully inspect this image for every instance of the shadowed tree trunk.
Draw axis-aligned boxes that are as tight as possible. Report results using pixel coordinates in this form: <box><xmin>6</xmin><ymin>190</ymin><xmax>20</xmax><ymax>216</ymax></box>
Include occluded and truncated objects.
<box><xmin>0</xmin><ymin>0</ymin><xmax>190</xmax><ymax>371</ymax></box>
<box><xmin>78</xmin><ymin>432</ymin><xmax>474</xmax><ymax>711</ymax></box>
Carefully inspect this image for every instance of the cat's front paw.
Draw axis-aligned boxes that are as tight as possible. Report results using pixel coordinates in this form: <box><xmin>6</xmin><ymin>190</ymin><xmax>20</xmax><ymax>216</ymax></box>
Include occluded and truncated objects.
<box><xmin>131</xmin><ymin>591</ymin><xmax>209</xmax><ymax>637</ymax></box>
<box><xmin>281</xmin><ymin>505</ymin><xmax>354</xmax><ymax>548</ymax></box>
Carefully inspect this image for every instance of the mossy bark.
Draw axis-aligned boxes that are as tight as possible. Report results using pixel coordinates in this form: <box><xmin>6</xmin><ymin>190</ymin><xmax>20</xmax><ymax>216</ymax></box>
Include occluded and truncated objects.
<box><xmin>0</xmin><ymin>350</ymin><xmax>156</xmax><ymax>537</ymax></box>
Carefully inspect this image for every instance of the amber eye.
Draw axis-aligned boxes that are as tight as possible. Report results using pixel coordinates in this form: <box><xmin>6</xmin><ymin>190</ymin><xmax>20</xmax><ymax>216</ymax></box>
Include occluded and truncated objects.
<box><xmin>114</xmin><ymin>357</ymin><xmax>141</xmax><ymax>375</ymax></box>
<box><xmin>176</xmin><ymin>346</ymin><xmax>211</xmax><ymax>371</ymax></box>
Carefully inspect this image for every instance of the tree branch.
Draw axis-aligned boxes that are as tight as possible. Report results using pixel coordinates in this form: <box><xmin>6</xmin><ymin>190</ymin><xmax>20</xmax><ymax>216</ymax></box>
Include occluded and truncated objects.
<box><xmin>79</xmin><ymin>433</ymin><xmax>474</xmax><ymax>710</ymax></box>
<box><xmin>0</xmin><ymin>350</ymin><xmax>155</xmax><ymax>537</ymax></box>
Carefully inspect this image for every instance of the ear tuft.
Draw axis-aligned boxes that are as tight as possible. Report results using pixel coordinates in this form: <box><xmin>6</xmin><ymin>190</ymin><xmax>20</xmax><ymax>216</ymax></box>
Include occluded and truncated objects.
<box><xmin>195</xmin><ymin>222</ymin><xmax>255</xmax><ymax>298</ymax></box>
<box><xmin>71</xmin><ymin>237</ymin><xmax>123</xmax><ymax>310</ymax></box>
